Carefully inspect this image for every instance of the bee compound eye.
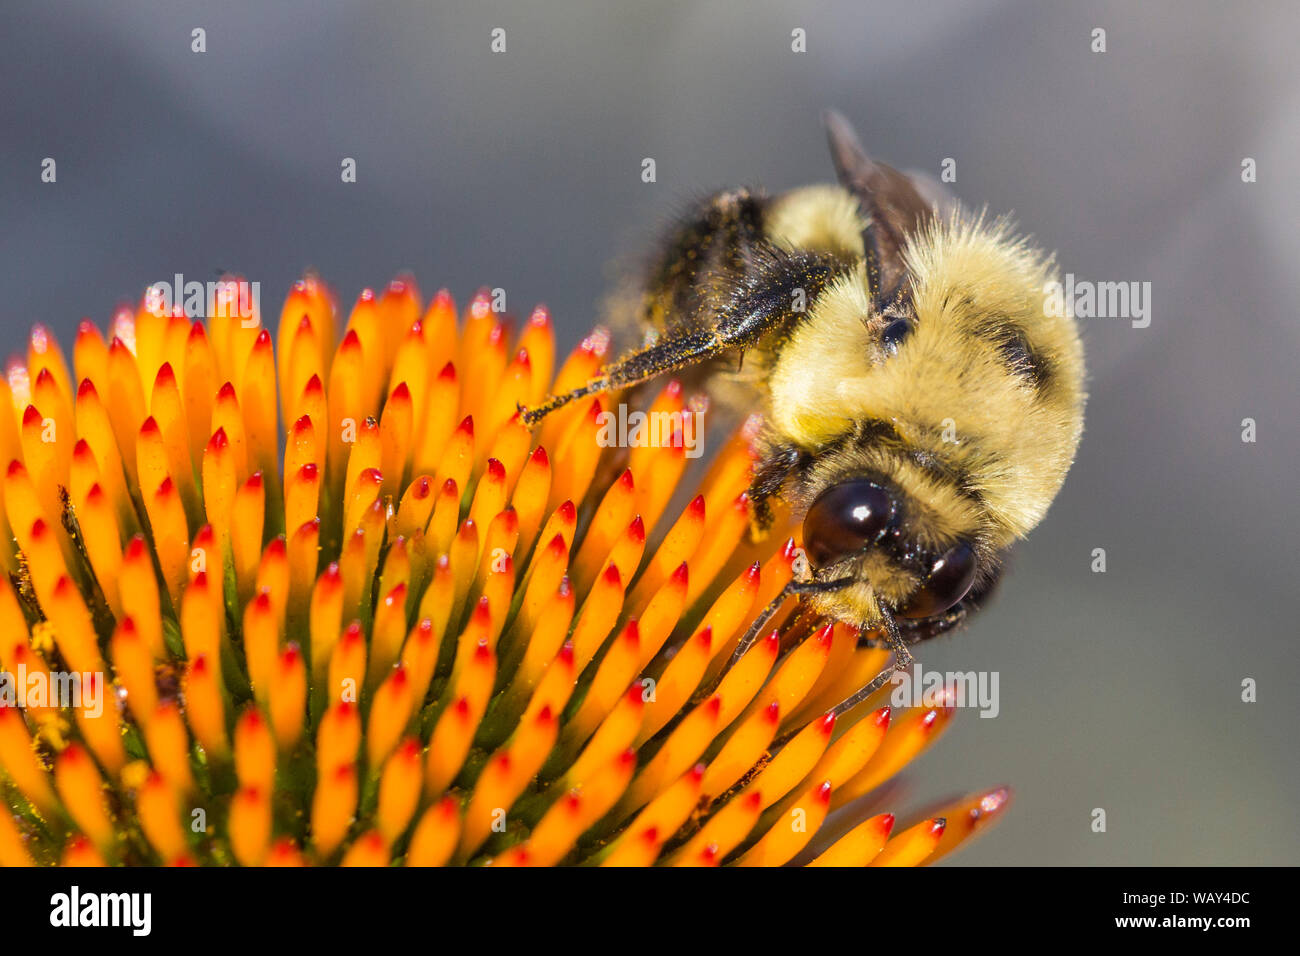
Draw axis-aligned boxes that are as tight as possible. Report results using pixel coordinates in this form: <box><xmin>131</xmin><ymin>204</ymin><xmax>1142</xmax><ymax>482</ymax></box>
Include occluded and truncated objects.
<box><xmin>801</xmin><ymin>480</ymin><xmax>895</xmax><ymax>570</ymax></box>
<box><xmin>881</xmin><ymin>317</ymin><xmax>914</xmax><ymax>352</ymax></box>
<box><xmin>901</xmin><ymin>542</ymin><xmax>977</xmax><ymax>619</ymax></box>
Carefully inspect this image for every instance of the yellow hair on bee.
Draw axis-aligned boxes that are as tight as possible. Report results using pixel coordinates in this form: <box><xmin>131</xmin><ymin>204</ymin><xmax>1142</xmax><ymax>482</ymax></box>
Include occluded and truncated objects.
<box><xmin>895</xmin><ymin>213</ymin><xmax>1083</xmax><ymax>542</ymax></box>
<box><xmin>768</xmin><ymin>268</ymin><xmax>879</xmax><ymax>446</ymax></box>
<box><xmin>764</xmin><ymin>185</ymin><xmax>868</xmax><ymax>259</ymax></box>
<box><xmin>769</xmin><ymin>209</ymin><xmax>1085</xmax><ymax>555</ymax></box>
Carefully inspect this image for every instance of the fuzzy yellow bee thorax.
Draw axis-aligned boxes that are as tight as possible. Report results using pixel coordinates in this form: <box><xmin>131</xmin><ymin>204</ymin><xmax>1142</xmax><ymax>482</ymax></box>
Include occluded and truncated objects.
<box><xmin>767</xmin><ymin>212</ymin><xmax>1085</xmax><ymax>549</ymax></box>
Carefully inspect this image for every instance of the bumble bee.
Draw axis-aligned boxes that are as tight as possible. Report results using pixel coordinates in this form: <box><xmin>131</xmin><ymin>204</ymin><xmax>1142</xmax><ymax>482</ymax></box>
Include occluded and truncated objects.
<box><xmin>523</xmin><ymin>111</ymin><xmax>1084</xmax><ymax>710</ymax></box>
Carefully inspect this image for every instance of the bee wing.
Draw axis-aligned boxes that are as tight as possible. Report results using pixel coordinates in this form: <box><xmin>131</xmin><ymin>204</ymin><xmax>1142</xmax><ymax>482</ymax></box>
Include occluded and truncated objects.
<box><xmin>822</xmin><ymin>109</ymin><xmax>942</xmax><ymax>299</ymax></box>
<box><xmin>899</xmin><ymin>167</ymin><xmax>959</xmax><ymax>221</ymax></box>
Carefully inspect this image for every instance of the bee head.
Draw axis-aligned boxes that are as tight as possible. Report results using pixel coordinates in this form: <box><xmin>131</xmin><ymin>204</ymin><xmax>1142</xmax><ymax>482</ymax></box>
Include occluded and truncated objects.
<box><xmin>800</xmin><ymin>475</ymin><xmax>980</xmax><ymax>622</ymax></box>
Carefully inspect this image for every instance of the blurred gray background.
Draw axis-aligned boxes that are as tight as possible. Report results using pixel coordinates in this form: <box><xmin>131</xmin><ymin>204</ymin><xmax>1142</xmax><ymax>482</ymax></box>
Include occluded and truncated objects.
<box><xmin>2</xmin><ymin>1</ymin><xmax>1296</xmax><ymax>865</ymax></box>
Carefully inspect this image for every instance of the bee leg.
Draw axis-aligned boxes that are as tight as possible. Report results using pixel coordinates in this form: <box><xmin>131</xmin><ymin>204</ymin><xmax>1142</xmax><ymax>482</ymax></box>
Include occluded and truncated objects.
<box><xmin>757</xmin><ymin>607</ymin><xmax>915</xmax><ymax>749</ymax></box>
<box><xmin>748</xmin><ymin>443</ymin><xmax>803</xmax><ymax>535</ymax></box>
<box><xmin>723</xmin><ymin>575</ymin><xmax>855</xmax><ymax>671</ymax></box>
<box><xmin>827</xmin><ymin>606</ymin><xmax>913</xmax><ymax>721</ymax></box>
<box><xmin>521</xmin><ymin>249</ymin><xmax>852</xmax><ymax>427</ymax></box>
<box><xmin>520</xmin><ymin>329</ymin><xmax>717</xmax><ymax>425</ymax></box>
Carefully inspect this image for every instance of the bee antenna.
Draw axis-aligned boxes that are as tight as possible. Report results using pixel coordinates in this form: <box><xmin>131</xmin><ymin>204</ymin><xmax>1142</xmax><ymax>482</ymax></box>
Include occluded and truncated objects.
<box><xmin>876</xmin><ymin>602</ymin><xmax>906</xmax><ymax>652</ymax></box>
<box><xmin>723</xmin><ymin>575</ymin><xmax>854</xmax><ymax>671</ymax></box>
<box><xmin>766</xmin><ymin>601</ymin><xmax>916</xmax><ymax>749</ymax></box>
<box><xmin>827</xmin><ymin>603</ymin><xmax>913</xmax><ymax>720</ymax></box>
<box><xmin>723</xmin><ymin>586</ymin><xmax>790</xmax><ymax>671</ymax></box>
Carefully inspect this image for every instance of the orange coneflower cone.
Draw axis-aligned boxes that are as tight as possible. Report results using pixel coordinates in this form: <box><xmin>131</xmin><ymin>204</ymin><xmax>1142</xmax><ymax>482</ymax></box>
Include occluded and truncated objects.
<box><xmin>0</xmin><ymin>276</ymin><xmax>1010</xmax><ymax>867</ymax></box>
